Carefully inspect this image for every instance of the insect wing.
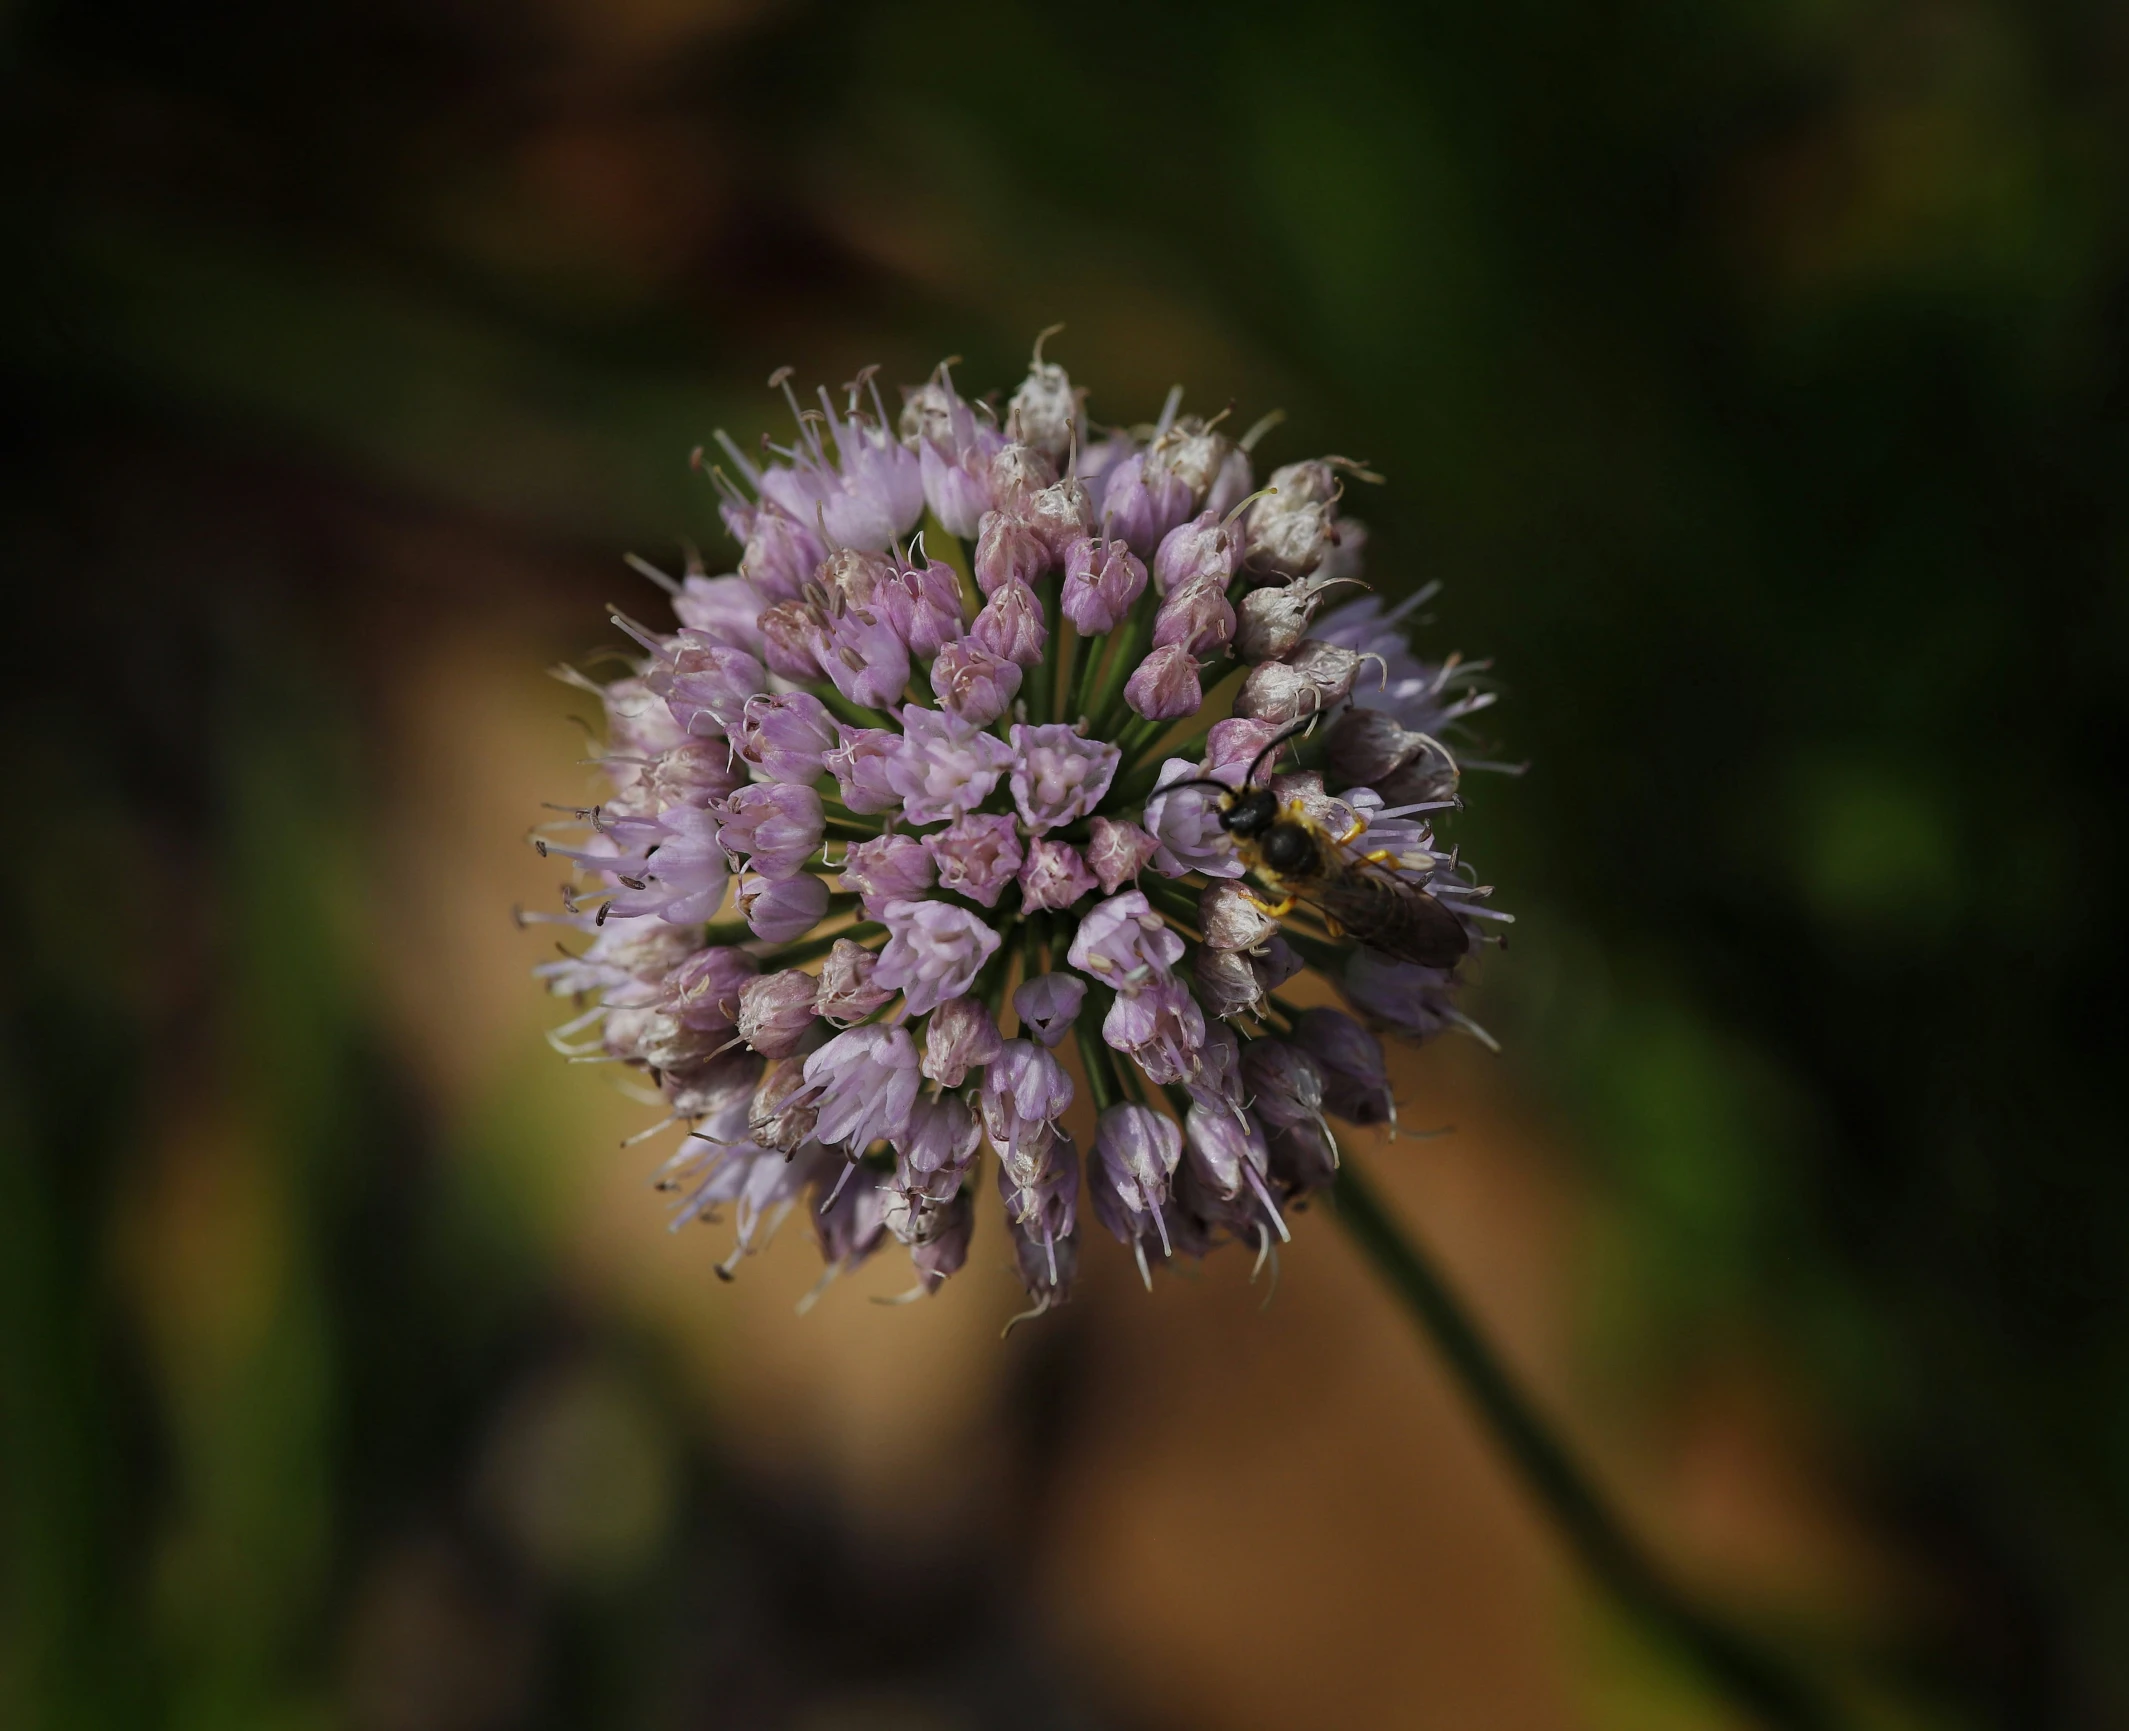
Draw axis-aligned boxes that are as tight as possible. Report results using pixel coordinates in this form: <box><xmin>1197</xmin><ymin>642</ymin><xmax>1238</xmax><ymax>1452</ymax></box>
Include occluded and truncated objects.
<box><xmin>1304</xmin><ymin>858</ymin><xmax>1471</xmax><ymax>969</ymax></box>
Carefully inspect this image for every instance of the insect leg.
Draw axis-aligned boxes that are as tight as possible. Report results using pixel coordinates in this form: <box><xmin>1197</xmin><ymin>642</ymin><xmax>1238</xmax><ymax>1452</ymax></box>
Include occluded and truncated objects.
<box><xmin>1246</xmin><ymin>892</ymin><xmax>1295</xmax><ymax>918</ymax></box>
<box><xmin>1336</xmin><ymin>818</ymin><xmax>1366</xmax><ymax>846</ymax></box>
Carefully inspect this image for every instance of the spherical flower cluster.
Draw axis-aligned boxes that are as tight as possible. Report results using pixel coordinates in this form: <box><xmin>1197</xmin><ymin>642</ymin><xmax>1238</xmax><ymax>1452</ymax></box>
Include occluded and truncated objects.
<box><xmin>527</xmin><ymin>338</ymin><xmax>1511</xmax><ymax>1323</ymax></box>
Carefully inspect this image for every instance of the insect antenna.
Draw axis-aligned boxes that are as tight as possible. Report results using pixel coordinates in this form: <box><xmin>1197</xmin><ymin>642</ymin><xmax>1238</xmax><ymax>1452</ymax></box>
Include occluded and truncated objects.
<box><xmin>1244</xmin><ymin>719</ymin><xmax>1318</xmax><ymax>789</ymax></box>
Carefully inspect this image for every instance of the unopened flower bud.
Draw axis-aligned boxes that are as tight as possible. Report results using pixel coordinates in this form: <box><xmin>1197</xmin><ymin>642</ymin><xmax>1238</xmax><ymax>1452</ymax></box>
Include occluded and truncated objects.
<box><xmin>1291</xmin><ymin>1006</ymin><xmax>1394</xmax><ymax>1125</ymax></box>
<box><xmin>816</xmin><ymin>938</ymin><xmax>893</xmax><ymax>1025</ymax></box>
<box><xmin>907</xmin><ymin>1187</ymin><xmax>974</xmax><ymax>1291</ymax></box>
<box><xmin>880</xmin><ymin>558</ymin><xmax>968</xmax><ymax>657</ymax></box>
<box><xmin>1084</xmin><ymin>816</ymin><xmax>1157</xmax><ymax>893</ymax></box>
<box><xmin>972</xmin><ymin>579</ymin><xmax>1046</xmax><ymax>667</ymax></box>
<box><xmin>737</xmin><ymin>969</ymin><xmax>819</xmax><ymax>1057</ymax></box>
<box><xmin>663</xmin><ymin>945</ymin><xmax>759</xmax><ymax>1031</ymax></box>
<box><xmin>1255</xmin><ymin>934</ymin><xmax>1304</xmax><ymax>991</ymax></box>
<box><xmin>1193</xmin><ymin>946</ymin><xmax>1264</xmax><ymax>1020</ymax></box>
<box><xmin>922</xmin><ymin>995</ymin><xmax>1003</xmax><ymax>1087</ymax></box>
<box><xmin>1027</xmin><ymin>476</ymin><xmax>1096</xmax><ymax>560</ymax></box>
<box><xmin>1286</xmin><ymin>638</ymin><xmax>1365</xmax><ymax>708</ymax></box>
<box><xmin>816</xmin><ymin>608</ymin><xmax>910</xmax><ymax>712</ymax></box>
<box><xmin>893</xmin><ymin>1092</ymin><xmax>982</xmax><ymax>1202</ymax></box>
<box><xmin>756</xmin><ymin>599</ymin><xmax>826</xmax><ymax>681</ymax></box>
<box><xmin>1152</xmin><ymin>574</ymin><xmax>1236</xmax><ymax>657</ymax></box>
<box><xmin>823</xmin><ymin>725</ymin><xmax>901</xmax><ymax>814</ymax></box>
<box><xmin>1099</xmin><ymin>449</ymin><xmax>1193</xmax><ymax>558</ymax></box>
<box><xmin>1017</xmin><ymin>838</ymin><xmax>1098</xmax><ymax>912</ymax></box>
<box><xmin>987</xmin><ymin>443</ymin><xmax>1059</xmax><ymax>519</ymax></box>
<box><xmin>974</xmin><ymin>510</ymin><xmax>1050</xmax><ymax>594</ymax></box>
<box><xmin>714</xmin><ymin>782</ymin><xmax>823</xmax><ymax>880</ymax></box>
<box><xmin>1123</xmin><ymin>643</ymin><xmax>1203</xmax><ymax>721</ymax></box>
<box><xmin>929</xmin><ymin>640</ymin><xmax>1022</xmax><ymax>726</ymax></box>
<box><xmin>839</xmin><ymin>833</ymin><xmax>935</xmax><ymax>919</ymax></box>
<box><xmin>1246</xmin><ymin>459</ymin><xmax>1343</xmax><ymax>577</ymax></box>
<box><xmin>1200</xmin><ymin>881</ymin><xmax>1279</xmax><ymax>951</ymax></box>
<box><xmin>1013</xmin><ymin>973</ymin><xmax>1086</xmax><ymax>1048</ymax></box>
<box><xmin>1153</xmin><ymin>509</ymin><xmax>1241</xmax><ymax>596</ymax></box>
<box><xmin>1060</xmin><ymin>537</ymin><xmax>1149</xmax><ymax>635</ymax></box>
<box><xmin>1146</xmin><ymin>417</ymin><xmax>1237</xmax><ymax>510</ymax></box>
<box><xmin>1240</xmin><ymin>1039</ymin><xmax>1328</xmax><ymax>1137</ymax></box>
<box><xmin>734</xmin><ymin>691</ymin><xmax>838</xmax><ymax>784</ymax></box>
<box><xmin>813</xmin><ymin>546</ymin><xmax>897</xmax><ymax>613</ymax></box>
<box><xmin>737</xmin><ymin>871</ymin><xmax>829</xmax><ymax>943</ymax></box>
<box><xmin>1325</xmin><ymin>706</ymin><xmax>1431</xmax><ymax>789</ymax></box>
<box><xmin>923</xmin><ymin>812</ymin><xmax>1023</xmax><ymax>909</ymax></box>
<box><xmin>738</xmin><ymin>507</ymin><xmax>824</xmax><ymax>603</ymax></box>
<box><xmin>750</xmin><ymin>1057</ymin><xmax>819</xmax><ymax>1152</ymax></box>
<box><xmin>1233</xmin><ymin>658</ymin><xmax>1324</xmax><ymax>727</ymax></box>
<box><xmin>1005</xmin><ymin>344</ymin><xmax>1080</xmax><ymax>466</ymax></box>
<box><xmin>1232</xmin><ymin>570</ymin><xmax>1357</xmax><ymax>662</ymax></box>
<box><xmin>660</xmin><ymin>640</ymin><xmax>766</xmax><ymax>737</ymax></box>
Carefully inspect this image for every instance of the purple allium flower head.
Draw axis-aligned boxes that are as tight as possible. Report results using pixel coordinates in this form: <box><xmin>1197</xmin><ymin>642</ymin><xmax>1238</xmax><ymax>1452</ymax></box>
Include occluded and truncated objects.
<box><xmin>838</xmin><ymin>833</ymin><xmax>935</xmax><ymax>919</ymax></box>
<box><xmin>971</xmin><ymin>578</ymin><xmax>1047</xmax><ymax>666</ymax></box>
<box><xmin>736</xmin><ymin>969</ymin><xmax>819</xmax><ymax>1058</ymax></box>
<box><xmin>929</xmin><ymin>640</ymin><xmax>1021</xmax><ymax>725</ymax></box>
<box><xmin>1017</xmin><ymin>838</ymin><xmax>1098</xmax><ymax>912</ymax></box>
<box><xmin>734</xmin><ymin>691</ymin><xmax>838</xmax><ymax>784</ymax></box>
<box><xmin>1059</xmin><ymin>536</ymin><xmax>1148</xmax><ymax>635</ymax></box>
<box><xmin>922</xmin><ymin>995</ymin><xmax>1002</xmax><ymax>1088</ymax></box>
<box><xmin>1013</xmin><ymin>973</ymin><xmax>1086</xmax><ymax>1048</ymax></box>
<box><xmin>973</xmin><ymin>510</ymin><xmax>1050</xmax><ymax>596</ymax></box>
<box><xmin>1085</xmin><ymin>817</ymin><xmax>1158</xmax><ymax>894</ymax></box>
<box><xmin>1103</xmin><ymin>977</ymin><xmax>1206</xmax><ymax>1085</ymax></box>
<box><xmin>823</xmin><ymin>725</ymin><xmax>902</xmax><ymax>815</ymax></box>
<box><xmin>1152</xmin><ymin>574</ymin><xmax>1236</xmax><ymax>657</ymax></box>
<box><xmin>714</xmin><ymin>782</ymin><xmax>823</xmax><ymax>880</ymax></box>
<box><xmin>737</xmin><ymin>504</ymin><xmax>825</xmax><ymax>602</ymax></box>
<box><xmin>1067</xmin><ymin>889</ymin><xmax>1185</xmax><ymax>990</ymax></box>
<box><xmin>534</xmin><ymin>346</ymin><xmax>1511</xmax><ymax>1310</ymax></box>
<box><xmin>1143</xmin><ymin>760</ymin><xmax>1241</xmax><ymax>879</ymax></box>
<box><xmin>886</xmin><ymin>705</ymin><xmax>1014</xmax><ymax>824</ymax></box>
<box><xmin>1123</xmin><ymin>644</ymin><xmax>1203</xmax><ymax>722</ymax></box>
<box><xmin>663</xmin><ymin>946</ymin><xmax>758</xmax><ymax>1031</ymax></box>
<box><xmin>1291</xmin><ymin>1007</ymin><xmax>1394</xmax><ymax>1125</ymax></box>
<box><xmin>816</xmin><ymin>938</ymin><xmax>893</xmax><ymax>1026</ymax></box>
<box><xmin>873</xmin><ymin>899</ymin><xmax>1002</xmax><ymax>1016</ymax></box>
<box><xmin>736</xmin><ymin>870</ymin><xmax>828</xmax><ymax>943</ymax></box>
<box><xmin>799</xmin><ymin>1023</ymin><xmax>920</xmax><ymax>1157</ymax></box>
<box><xmin>880</xmin><ymin>556</ymin><xmax>969</xmax><ymax>658</ymax></box>
<box><xmin>1097</xmin><ymin>449</ymin><xmax>1194</xmax><ymax>558</ymax></box>
<box><xmin>756</xmin><ymin>599</ymin><xmax>826</xmax><ymax>681</ymax></box>
<box><xmin>923</xmin><ymin>813</ymin><xmax>1023</xmax><ymax>908</ymax></box>
<box><xmin>1008</xmin><ymin>723</ymin><xmax>1120</xmax><ymax>833</ymax></box>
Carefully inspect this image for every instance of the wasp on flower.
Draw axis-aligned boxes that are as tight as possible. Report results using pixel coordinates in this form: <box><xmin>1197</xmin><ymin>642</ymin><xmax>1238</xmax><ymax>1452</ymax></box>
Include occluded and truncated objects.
<box><xmin>524</xmin><ymin>334</ymin><xmax>1512</xmax><ymax>1325</ymax></box>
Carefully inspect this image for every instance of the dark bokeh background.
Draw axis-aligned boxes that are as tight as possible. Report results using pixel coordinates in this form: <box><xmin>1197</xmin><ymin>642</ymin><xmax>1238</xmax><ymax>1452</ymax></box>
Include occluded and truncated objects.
<box><xmin>4</xmin><ymin>1</ymin><xmax>2126</xmax><ymax>1727</ymax></box>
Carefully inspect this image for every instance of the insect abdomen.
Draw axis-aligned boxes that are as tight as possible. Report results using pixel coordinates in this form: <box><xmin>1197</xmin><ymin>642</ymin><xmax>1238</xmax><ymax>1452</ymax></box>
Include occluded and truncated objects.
<box><xmin>1316</xmin><ymin>870</ymin><xmax>1471</xmax><ymax>969</ymax></box>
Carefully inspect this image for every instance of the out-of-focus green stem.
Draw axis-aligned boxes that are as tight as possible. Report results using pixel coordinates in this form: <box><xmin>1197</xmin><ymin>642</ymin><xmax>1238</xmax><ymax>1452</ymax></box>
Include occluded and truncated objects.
<box><xmin>1331</xmin><ymin>1163</ymin><xmax>1843</xmax><ymax>1731</ymax></box>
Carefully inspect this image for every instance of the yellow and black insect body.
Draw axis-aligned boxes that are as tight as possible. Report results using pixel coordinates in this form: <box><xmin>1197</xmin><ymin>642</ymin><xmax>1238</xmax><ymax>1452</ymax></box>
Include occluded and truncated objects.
<box><xmin>1218</xmin><ymin>783</ymin><xmax>1471</xmax><ymax>970</ymax></box>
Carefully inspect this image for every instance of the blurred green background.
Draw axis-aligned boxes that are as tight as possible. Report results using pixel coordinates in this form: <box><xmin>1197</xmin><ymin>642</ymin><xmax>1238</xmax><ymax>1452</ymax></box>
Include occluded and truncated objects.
<box><xmin>3</xmin><ymin>0</ymin><xmax>2126</xmax><ymax>1727</ymax></box>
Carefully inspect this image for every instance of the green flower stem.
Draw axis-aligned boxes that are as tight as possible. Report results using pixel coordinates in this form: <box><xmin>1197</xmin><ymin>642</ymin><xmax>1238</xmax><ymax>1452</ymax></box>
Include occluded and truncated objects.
<box><xmin>809</xmin><ymin>683</ymin><xmax>893</xmax><ymax>731</ymax></box>
<box><xmin>1331</xmin><ymin>1163</ymin><xmax>1843</xmax><ymax>1731</ymax></box>
<box><xmin>1031</xmin><ymin>586</ymin><xmax>1062</xmax><ymax>724</ymax></box>
<box><xmin>759</xmin><ymin>917</ymin><xmax>882</xmax><ymax>968</ymax></box>
<box><xmin>1074</xmin><ymin>1021</ymin><xmax>1119</xmax><ymax>1113</ymax></box>
<box><xmin>701</xmin><ymin>918</ymin><xmax>755</xmax><ymax>946</ymax></box>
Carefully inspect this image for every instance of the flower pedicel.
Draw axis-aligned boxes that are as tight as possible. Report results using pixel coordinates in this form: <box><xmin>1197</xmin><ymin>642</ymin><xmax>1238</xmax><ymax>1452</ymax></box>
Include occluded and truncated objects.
<box><xmin>528</xmin><ymin>337</ymin><xmax>1510</xmax><ymax>1325</ymax></box>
